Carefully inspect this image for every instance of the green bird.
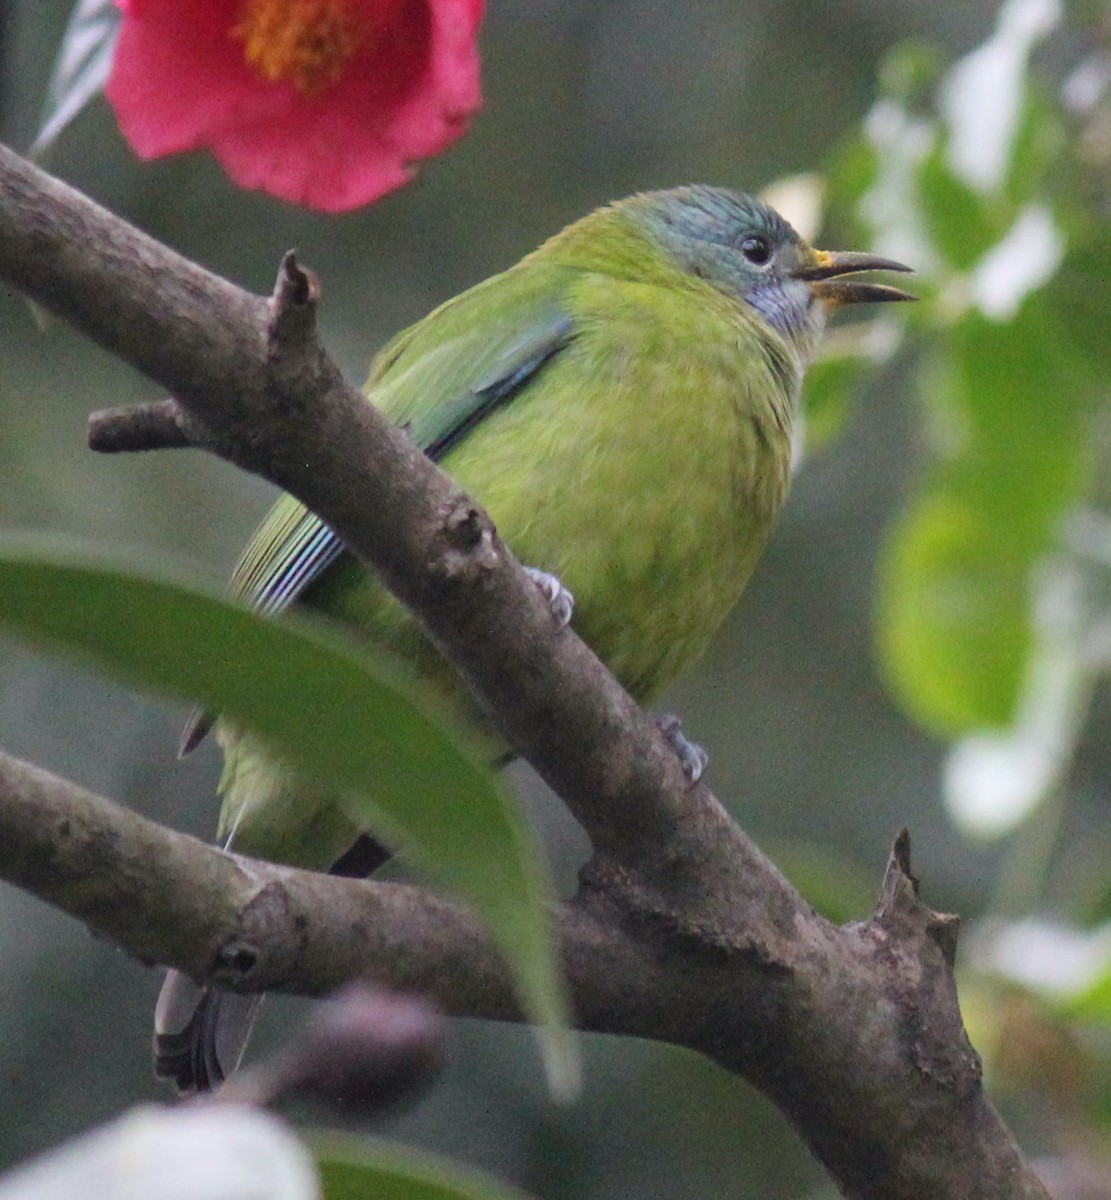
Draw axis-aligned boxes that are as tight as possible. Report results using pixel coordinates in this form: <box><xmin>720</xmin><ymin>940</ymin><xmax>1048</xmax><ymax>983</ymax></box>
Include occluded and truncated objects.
<box><xmin>153</xmin><ymin>186</ymin><xmax>912</xmax><ymax>1092</ymax></box>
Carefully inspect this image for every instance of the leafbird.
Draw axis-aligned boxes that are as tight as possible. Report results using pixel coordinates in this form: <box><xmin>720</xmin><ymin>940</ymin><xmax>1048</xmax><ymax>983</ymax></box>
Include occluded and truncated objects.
<box><xmin>154</xmin><ymin>185</ymin><xmax>912</xmax><ymax>1092</ymax></box>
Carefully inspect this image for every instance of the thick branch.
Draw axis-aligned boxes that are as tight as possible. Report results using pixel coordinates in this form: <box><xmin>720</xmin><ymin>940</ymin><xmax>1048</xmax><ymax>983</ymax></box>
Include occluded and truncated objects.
<box><xmin>0</xmin><ymin>749</ymin><xmax>670</xmax><ymax>1035</ymax></box>
<box><xmin>0</xmin><ymin>143</ymin><xmax>1051</xmax><ymax>1200</ymax></box>
<box><xmin>0</xmin><ymin>749</ymin><xmax>1045</xmax><ymax>1200</ymax></box>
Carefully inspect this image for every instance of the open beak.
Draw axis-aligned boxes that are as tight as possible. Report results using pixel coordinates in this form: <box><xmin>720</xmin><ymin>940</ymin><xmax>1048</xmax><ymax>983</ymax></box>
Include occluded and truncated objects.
<box><xmin>791</xmin><ymin>248</ymin><xmax>916</xmax><ymax>306</ymax></box>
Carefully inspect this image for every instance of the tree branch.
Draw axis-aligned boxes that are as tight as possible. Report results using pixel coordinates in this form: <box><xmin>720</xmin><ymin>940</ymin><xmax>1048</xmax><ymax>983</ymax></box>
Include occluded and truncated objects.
<box><xmin>0</xmin><ymin>746</ymin><xmax>1045</xmax><ymax>1199</ymax></box>
<box><xmin>87</xmin><ymin>398</ymin><xmax>196</xmax><ymax>452</ymax></box>
<box><xmin>0</xmin><ymin>747</ymin><xmax>723</xmax><ymax>1048</ymax></box>
<box><xmin>0</xmin><ymin>142</ymin><xmax>1050</xmax><ymax>1200</ymax></box>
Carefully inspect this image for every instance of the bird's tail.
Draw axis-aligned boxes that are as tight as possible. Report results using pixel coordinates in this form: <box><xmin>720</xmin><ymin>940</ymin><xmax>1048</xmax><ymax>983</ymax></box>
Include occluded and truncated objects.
<box><xmin>153</xmin><ymin>970</ymin><xmax>263</xmax><ymax>1094</ymax></box>
<box><xmin>152</xmin><ymin>833</ymin><xmax>391</xmax><ymax>1093</ymax></box>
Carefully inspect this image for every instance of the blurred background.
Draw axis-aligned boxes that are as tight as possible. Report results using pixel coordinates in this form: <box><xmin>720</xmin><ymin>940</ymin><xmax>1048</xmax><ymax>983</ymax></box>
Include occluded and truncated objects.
<box><xmin>2</xmin><ymin>1</ymin><xmax>1109</xmax><ymax>1196</ymax></box>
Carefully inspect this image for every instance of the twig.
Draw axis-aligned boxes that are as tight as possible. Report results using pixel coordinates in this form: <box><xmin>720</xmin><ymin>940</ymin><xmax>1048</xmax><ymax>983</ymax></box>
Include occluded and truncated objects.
<box><xmin>88</xmin><ymin>398</ymin><xmax>195</xmax><ymax>452</ymax></box>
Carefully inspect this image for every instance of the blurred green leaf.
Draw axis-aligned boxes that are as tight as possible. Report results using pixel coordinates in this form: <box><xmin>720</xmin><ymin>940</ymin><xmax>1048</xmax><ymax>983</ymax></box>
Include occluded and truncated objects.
<box><xmin>877</xmin><ymin>42</ymin><xmax>944</xmax><ymax>108</ymax></box>
<box><xmin>801</xmin><ymin>355</ymin><xmax>864</xmax><ymax>453</ymax></box>
<box><xmin>917</xmin><ymin>145</ymin><xmax>999</xmax><ymax>270</ymax></box>
<box><xmin>877</xmin><ymin>296</ymin><xmax>1093</xmax><ymax>736</ymax></box>
<box><xmin>944</xmin><ymin>305</ymin><xmax>1089</xmax><ymax>524</ymax></box>
<box><xmin>877</xmin><ymin>488</ymin><xmax>1031</xmax><ymax>733</ymax></box>
<box><xmin>1003</xmin><ymin>86</ymin><xmax>1065</xmax><ymax>213</ymax></box>
<box><xmin>761</xmin><ymin>839</ymin><xmax>877</xmax><ymax>923</ymax></box>
<box><xmin>0</xmin><ymin>536</ymin><xmax>575</xmax><ymax>1094</ymax></box>
<box><xmin>823</xmin><ymin>134</ymin><xmax>879</xmax><ymax>226</ymax></box>
<box><xmin>1049</xmin><ymin>220</ymin><xmax>1111</xmax><ymax>390</ymax></box>
<box><xmin>313</xmin><ymin>1134</ymin><xmax>537</xmax><ymax>1200</ymax></box>
<box><xmin>1067</xmin><ymin>964</ymin><xmax>1111</xmax><ymax>1025</ymax></box>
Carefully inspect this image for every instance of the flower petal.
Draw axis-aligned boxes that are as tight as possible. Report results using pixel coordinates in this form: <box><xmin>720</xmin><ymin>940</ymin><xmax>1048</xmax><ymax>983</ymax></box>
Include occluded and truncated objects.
<box><xmin>106</xmin><ymin>0</ymin><xmax>485</xmax><ymax>211</ymax></box>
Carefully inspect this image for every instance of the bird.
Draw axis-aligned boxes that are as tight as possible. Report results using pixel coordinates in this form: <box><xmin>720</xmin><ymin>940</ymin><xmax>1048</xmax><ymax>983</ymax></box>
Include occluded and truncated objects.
<box><xmin>153</xmin><ymin>185</ymin><xmax>913</xmax><ymax>1092</ymax></box>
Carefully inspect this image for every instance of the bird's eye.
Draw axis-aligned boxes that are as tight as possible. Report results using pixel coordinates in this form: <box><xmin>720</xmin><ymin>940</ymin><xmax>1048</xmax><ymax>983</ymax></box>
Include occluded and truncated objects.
<box><xmin>740</xmin><ymin>235</ymin><xmax>771</xmax><ymax>265</ymax></box>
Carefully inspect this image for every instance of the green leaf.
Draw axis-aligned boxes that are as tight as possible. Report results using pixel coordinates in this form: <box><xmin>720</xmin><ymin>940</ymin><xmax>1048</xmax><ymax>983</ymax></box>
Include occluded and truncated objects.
<box><xmin>800</xmin><ymin>354</ymin><xmax>864</xmax><ymax>454</ymax></box>
<box><xmin>877</xmin><ymin>297</ymin><xmax>1093</xmax><ymax>737</ymax></box>
<box><xmin>1002</xmin><ymin>85</ymin><xmax>1065</xmax><ymax>213</ymax></box>
<box><xmin>760</xmin><ymin>839</ymin><xmax>876</xmax><ymax>923</ymax></box>
<box><xmin>917</xmin><ymin>144</ymin><xmax>1000</xmax><ymax>270</ymax></box>
<box><xmin>877</xmin><ymin>488</ymin><xmax>1031</xmax><ymax>734</ymax></box>
<box><xmin>823</xmin><ymin>134</ymin><xmax>879</xmax><ymax>227</ymax></box>
<box><xmin>1048</xmin><ymin>220</ymin><xmax>1111</xmax><ymax>393</ymax></box>
<box><xmin>1066</xmin><ymin>965</ymin><xmax>1111</xmax><ymax>1026</ymax></box>
<box><xmin>0</xmin><ymin>535</ymin><xmax>575</xmax><ymax>1094</ymax></box>
<box><xmin>312</xmin><ymin>1134</ymin><xmax>538</xmax><ymax>1200</ymax></box>
<box><xmin>940</xmin><ymin>307</ymin><xmax>1089</xmax><ymax>540</ymax></box>
<box><xmin>877</xmin><ymin>41</ymin><xmax>944</xmax><ymax>107</ymax></box>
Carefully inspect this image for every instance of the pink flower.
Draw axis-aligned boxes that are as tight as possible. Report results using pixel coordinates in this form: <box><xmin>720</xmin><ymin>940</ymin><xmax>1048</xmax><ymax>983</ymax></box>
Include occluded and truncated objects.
<box><xmin>106</xmin><ymin>0</ymin><xmax>484</xmax><ymax>212</ymax></box>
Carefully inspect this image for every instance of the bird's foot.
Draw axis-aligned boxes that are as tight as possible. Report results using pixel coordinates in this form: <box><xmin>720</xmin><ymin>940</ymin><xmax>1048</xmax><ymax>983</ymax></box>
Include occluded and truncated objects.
<box><xmin>657</xmin><ymin>713</ymin><xmax>708</xmax><ymax>785</ymax></box>
<box><xmin>525</xmin><ymin>567</ymin><xmax>575</xmax><ymax>627</ymax></box>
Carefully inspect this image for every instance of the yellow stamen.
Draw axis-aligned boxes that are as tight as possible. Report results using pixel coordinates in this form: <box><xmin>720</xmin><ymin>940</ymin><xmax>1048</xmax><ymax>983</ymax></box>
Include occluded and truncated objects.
<box><xmin>232</xmin><ymin>0</ymin><xmax>371</xmax><ymax>98</ymax></box>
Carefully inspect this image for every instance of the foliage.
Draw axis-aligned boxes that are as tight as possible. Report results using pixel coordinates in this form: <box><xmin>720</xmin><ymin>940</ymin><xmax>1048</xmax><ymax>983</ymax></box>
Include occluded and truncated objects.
<box><xmin>0</xmin><ymin>538</ymin><xmax>575</xmax><ymax>1098</ymax></box>
<box><xmin>313</xmin><ymin>1134</ymin><xmax>539</xmax><ymax>1200</ymax></box>
<box><xmin>809</xmin><ymin>0</ymin><xmax>1111</xmax><ymax>1146</ymax></box>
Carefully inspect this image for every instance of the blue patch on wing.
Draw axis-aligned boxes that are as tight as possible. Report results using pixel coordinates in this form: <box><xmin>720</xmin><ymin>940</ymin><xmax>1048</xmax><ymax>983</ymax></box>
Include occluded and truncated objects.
<box><xmin>252</xmin><ymin>522</ymin><xmax>346</xmax><ymax>616</ymax></box>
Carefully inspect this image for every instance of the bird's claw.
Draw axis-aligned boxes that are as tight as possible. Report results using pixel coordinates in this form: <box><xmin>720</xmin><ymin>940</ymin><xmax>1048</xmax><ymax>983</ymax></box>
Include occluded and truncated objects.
<box><xmin>657</xmin><ymin>713</ymin><xmax>708</xmax><ymax>785</ymax></box>
<box><xmin>525</xmin><ymin>567</ymin><xmax>575</xmax><ymax>628</ymax></box>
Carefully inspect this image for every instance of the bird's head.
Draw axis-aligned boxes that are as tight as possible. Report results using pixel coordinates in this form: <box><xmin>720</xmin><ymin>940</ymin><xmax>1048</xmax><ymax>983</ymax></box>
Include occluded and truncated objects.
<box><xmin>634</xmin><ymin>186</ymin><xmax>914</xmax><ymax>357</ymax></box>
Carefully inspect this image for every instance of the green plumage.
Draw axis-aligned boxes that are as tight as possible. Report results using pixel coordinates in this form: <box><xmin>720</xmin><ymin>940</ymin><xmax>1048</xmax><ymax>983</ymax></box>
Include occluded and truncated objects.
<box><xmin>156</xmin><ymin>186</ymin><xmax>912</xmax><ymax>1091</ymax></box>
<box><xmin>215</xmin><ymin>193</ymin><xmax>803</xmax><ymax>868</ymax></box>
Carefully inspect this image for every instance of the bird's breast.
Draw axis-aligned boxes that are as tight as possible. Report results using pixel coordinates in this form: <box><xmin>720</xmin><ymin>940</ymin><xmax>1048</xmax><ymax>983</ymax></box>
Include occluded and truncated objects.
<box><xmin>445</xmin><ymin>288</ymin><xmax>797</xmax><ymax>700</ymax></box>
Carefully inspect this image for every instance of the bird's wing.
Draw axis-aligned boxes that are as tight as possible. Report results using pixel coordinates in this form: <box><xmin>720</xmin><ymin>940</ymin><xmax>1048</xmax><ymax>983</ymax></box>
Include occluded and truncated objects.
<box><xmin>228</xmin><ymin>495</ymin><xmax>348</xmax><ymax>616</ymax></box>
<box><xmin>179</xmin><ymin>275</ymin><xmax>577</xmax><ymax>754</ymax></box>
<box><xmin>387</xmin><ymin>307</ymin><xmax>576</xmax><ymax>459</ymax></box>
<box><xmin>178</xmin><ymin>497</ymin><xmax>346</xmax><ymax>754</ymax></box>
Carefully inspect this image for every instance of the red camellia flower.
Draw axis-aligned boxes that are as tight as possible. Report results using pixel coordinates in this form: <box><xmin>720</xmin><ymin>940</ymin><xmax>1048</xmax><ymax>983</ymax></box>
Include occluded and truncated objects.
<box><xmin>106</xmin><ymin>0</ymin><xmax>485</xmax><ymax>212</ymax></box>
